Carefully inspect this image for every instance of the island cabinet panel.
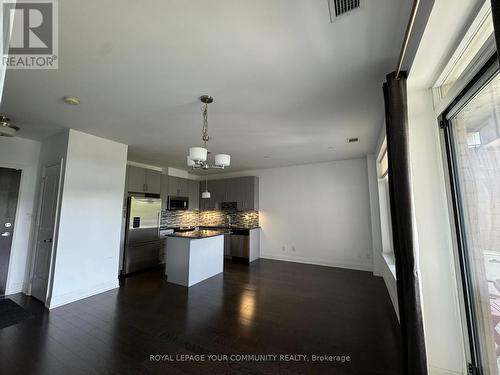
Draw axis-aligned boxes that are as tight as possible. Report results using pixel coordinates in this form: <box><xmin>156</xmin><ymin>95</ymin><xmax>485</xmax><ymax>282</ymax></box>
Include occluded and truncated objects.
<box><xmin>188</xmin><ymin>236</ymin><xmax>224</xmax><ymax>286</ymax></box>
<box><xmin>126</xmin><ymin>166</ymin><xmax>161</xmax><ymax>194</ymax></box>
<box><xmin>165</xmin><ymin>235</ymin><xmax>224</xmax><ymax>287</ymax></box>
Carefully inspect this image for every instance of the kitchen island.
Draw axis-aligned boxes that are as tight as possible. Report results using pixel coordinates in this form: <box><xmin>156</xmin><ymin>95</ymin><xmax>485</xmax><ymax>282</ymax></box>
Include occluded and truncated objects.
<box><xmin>165</xmin><ymin>230</ymin><xmax>229</xmax><ymax>287</ymax></box>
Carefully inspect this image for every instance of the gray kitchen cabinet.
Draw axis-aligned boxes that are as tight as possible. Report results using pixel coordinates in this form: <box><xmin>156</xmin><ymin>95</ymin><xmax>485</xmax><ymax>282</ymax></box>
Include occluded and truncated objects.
<box><xmin>126</xmin><ymin>165</ymin><xmax>161</xmax><ymax>194</ymax></box>
<box><xmin>168</xmin><ymin>177</ymin><xmax>177</xmax><ymax>196</ymax></box>
<box><xmin>241</xmin><ymin>176</ymin><xmax>259</xmax><ymax>210</ymax></box>
<box><xmin>168</xmin><ymin>176</ymin><xmax>179</xmax><ymax>196</ymax></box>
<box><xmin>199</xmin><ymin>180</ymin><xmax>218</xmax><ymax>210</ymax></box>
<box><xmin>160</xmin><ymin>174</ymin><xmax>169</xmax><ymax>209</ymax></box>
<box><xmin>188</xmin><ymin>179</ymin><xmax>199</xmax><ymax>210</ymax></box>
<box><xmin>168</xmin><ymin>176</ymin><xmax>189</xmax><ymax>197</ymax></box>
<box><xmin>211</xmin><ymin>179</ymin><xmax>227</xmax><ymax>207</ymax></box>
<box><xmin>224</xmin><ymin>234</ymin><xmax>231</xmax><ymax>257</ymax></box>
<box><xmin>227</xmin><ymin>176</ymin><xmax>259</xmax><ymax>210</ymax></box>
<box><xmin>127</xmin><ymin>166</ymin><xmax>146</xmax><ymax>193</ymax></box>
<box><xmin>145</xmin><ymin>169</ymin><xmax>161</xmax><ymax>194</ymax></box>
<box><xmin>199</xmin><ymin>176</ymin><xmax>259</xmax><ymax>211</ymax></box>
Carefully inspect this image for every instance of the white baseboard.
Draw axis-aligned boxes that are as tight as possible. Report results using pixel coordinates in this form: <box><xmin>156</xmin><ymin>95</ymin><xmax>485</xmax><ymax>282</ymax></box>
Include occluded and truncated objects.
<box><xmin>260</xmin><ymin>254</ymin><xmax>373</xmax><ymax>272</ymax></box>
<box><xmin>48</xmin><ymin>280</ymin><xmax>119</xmax><ymax>309</ymax></box>
<box><xmin>428</xmin><ymin>365</ymin><xmax>464</xmax><ymax>375</ymax></box>
<box><xmin>5</xmin><ymin>281</ymin><xmax>27</xmax><ymax>295</ymax></box>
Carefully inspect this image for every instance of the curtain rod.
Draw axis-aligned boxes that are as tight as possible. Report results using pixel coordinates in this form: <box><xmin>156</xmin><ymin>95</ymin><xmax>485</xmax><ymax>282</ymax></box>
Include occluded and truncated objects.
<box><xmin>396</xmin><ymin>0</ymin><xmax>421</xmax><ymax>79</ymax></box>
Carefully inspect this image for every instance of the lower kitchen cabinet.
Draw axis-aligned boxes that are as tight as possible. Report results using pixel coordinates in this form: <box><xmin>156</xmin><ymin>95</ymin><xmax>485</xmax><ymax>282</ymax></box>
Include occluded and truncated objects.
<box><xmin>160</xmin><ymin>239</ymin><xmax>167</xmax><ymax>264</ymax></box>
<box><xmin>224</xmin><ymin>234</ymin><xmax>231</xmax><ymax>257</ymax></box>
<box><xmin>249</xmin><ymin>228</ymin><xmax>260</xmax><ymax>263</ymax></box>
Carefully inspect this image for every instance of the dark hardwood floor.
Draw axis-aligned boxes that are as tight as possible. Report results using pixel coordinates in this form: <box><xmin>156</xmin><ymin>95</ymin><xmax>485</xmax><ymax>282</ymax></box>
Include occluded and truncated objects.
<box><xmin>0</xmin><ymin>259</ymin><xmax>402</xmax><ymax>375</ymax></box>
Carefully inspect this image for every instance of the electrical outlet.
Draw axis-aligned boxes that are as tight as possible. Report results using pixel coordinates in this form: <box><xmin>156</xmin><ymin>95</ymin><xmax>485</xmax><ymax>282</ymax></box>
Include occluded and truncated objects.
<box><xmin>282</xmin><ymin>246</ymin><xmax>286</xmax><ymax>251</ymax></box>
<box><xmin>292</xmin><ymin>246</ymin><xmax>296</xmax><ymax>252</ymax></box>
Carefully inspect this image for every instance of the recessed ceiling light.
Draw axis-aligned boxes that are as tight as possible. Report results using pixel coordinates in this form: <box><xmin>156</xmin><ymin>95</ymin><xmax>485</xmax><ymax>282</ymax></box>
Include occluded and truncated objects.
<box><xmin>63</xmin><ymin>96</ymin><xmax>81</xmax><ymax>105</ymax></box>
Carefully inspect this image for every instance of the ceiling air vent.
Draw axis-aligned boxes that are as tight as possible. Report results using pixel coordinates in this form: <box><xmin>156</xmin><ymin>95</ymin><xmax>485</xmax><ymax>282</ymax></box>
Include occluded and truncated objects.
<box><xmin>328</xmin><ymin>0</ymin><xmax>361</xmax><ymax>22</ymax></box>
<box><xmin>347</xmin><ymin>137</ymin><xmax>359</xmax><ymax>143</ymax></box>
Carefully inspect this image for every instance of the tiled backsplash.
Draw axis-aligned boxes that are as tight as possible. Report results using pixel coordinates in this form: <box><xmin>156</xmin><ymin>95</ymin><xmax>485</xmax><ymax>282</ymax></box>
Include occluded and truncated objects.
<box><xmin>199</xmin><ymin>210</ymin><xmax>259</xmax><ymax>228</ymax></box>
<box><xmin>161</xmin><ymin>208</ymin><xmax>259</xmax><ymax>229</ymax></box>
<box><xmin>161</xmin><ymin>210</ymin><xmax>199</xmax><ymax>229</ymax></box>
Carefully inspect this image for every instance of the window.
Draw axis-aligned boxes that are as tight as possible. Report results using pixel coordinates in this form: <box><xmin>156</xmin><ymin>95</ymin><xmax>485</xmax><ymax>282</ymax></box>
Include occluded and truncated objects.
<box><xmin>433</xmin><ymin>1</ymin><xmax>495</xmax><ymax>111</ymax></box>
<box><xmin>442</xmin><ymin>63</ymin><xmax>500</xmax><ymax>375</ymax></box>
<box><xmin>377</xmin><ymin>139</ymin><xmax>394</xmax><ymax>262</ymax></box>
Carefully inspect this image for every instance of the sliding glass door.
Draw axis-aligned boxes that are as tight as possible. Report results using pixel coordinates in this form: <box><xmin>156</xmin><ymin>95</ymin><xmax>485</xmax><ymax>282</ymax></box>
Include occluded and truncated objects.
<box><xmin>443</xmin><ymin>63</ymin><xmax>500</xmax><ymax>374</ymax></box>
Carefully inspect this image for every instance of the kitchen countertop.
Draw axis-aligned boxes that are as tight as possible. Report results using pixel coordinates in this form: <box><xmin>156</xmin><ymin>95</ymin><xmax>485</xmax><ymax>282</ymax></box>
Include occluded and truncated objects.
<box><xmin>198</xmin><ymin>226</ymin><xmax>261</xmax><ymax>230</ymax></box>
<box><xmin>165</xmin><ymin>229</ymin><xmax>230</xmax><ymax>239</ymax></box>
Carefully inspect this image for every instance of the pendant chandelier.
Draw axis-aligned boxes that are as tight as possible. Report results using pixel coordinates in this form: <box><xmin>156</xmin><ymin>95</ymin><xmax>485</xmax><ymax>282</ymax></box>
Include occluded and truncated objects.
<box><xmin>187</xmin><ymin>95</ymin><xmax>231</xmax><ymax>172</ymax></box>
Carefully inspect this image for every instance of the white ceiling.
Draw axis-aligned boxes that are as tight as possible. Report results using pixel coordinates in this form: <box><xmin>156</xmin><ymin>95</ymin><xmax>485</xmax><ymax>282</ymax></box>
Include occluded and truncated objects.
<box><xmin>1</xmin><ymin>0</ymin><xmax>412</xmax><ymax>173</ymax></box>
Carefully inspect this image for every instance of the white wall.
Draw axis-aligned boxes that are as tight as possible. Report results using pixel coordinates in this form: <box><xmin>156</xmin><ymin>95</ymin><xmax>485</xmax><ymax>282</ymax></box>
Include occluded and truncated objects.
<box><xmin>48</xmin><ymin>129</ymin><xmax>128</xmax><ymax>308</ymax></box>
<box><xmin>407</xmin><ymin>89</ymin><xmax>466</xmax><ymax>375</ymax></box>
<box><xmin>0</xmin><ymin>136</ymin><xmax>40</xmax><ymax>294</ymax></box>
<box><xmin>209</xmin><ymin>158</ymin><xmax>374</xmax><ymax>271</ymax></box>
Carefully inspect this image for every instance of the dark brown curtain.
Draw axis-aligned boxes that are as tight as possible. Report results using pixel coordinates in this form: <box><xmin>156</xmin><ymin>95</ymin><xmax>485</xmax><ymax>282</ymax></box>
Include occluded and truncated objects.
<box><xmin>383</xmin><ymin>71</ymin><xmax>427</xmax><ymax>375</ymax></box>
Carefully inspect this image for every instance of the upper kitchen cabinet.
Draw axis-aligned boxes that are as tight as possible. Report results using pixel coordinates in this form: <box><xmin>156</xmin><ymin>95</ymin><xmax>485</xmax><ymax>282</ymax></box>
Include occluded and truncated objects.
<box><xmin>160</xmin><ymin>174</ymin><xmax>169</xmax><ymax>208</ymax></box>
<box><xmin>233</xmin><ymin>176</ymin><xmax>259</xmax><ymax>210</ymax></box>
<box><xmin>188</xmin><ymin>179</ymin><xmax>199</xmax><ymax>210</ymax></box>
<box><xmin>145</xmin><ymin>169</ymin><xmax>161</xmax><ymax>194</ymax></box>
<box><xmin>168</xmin><ymin>176</ymin><xmax>189</xmax><ymax>197</ymax></box>
<box><xmin>127</xmin><ymin>166</ymin><xmax>146</xmax><ymax>193</ymax></box>
<box><xmin>199</xmin><ymin>176</ymin><xmax>259</xmax><ymax>211</ymax></box>
<box><xmin>126</xmin><ymin>165</ymin><xmax>161</xmax><ymax>194</ymax></box>
<box><xmin>199</xmin><ymin>180</ymin><xmax>215</xmax><ymax>210</ymax></box>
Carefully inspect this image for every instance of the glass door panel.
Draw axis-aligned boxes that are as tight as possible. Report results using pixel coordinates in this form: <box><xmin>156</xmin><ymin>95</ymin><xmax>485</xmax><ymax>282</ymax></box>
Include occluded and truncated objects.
<box><xmin>449</xmin><ymin>71</ymin><xmax>500</xmax><ymax>374</ymax></box>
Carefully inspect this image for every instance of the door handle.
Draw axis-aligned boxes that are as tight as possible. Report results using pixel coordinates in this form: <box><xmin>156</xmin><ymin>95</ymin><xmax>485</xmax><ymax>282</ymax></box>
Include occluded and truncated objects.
<box><xmin>43</xmin><ymin>238</ymin><xmax>53</xmax><ymax>243</ymax></box>
<box><xmin>1</xmin><ymin>232</ymin><xmax>10</xmax><ymax>237</ymax></box>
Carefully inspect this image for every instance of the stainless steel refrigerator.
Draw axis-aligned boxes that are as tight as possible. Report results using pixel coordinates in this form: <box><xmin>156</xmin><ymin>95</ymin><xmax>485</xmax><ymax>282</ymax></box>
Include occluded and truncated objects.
<box><xmin>123</xmin><ymin>196</ymin><xmax>162</xmax><ymax>275</ymax></box>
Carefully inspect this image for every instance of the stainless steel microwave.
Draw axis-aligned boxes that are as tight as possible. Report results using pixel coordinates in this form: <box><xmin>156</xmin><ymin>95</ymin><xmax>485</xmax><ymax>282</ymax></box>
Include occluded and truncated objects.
<box><xmin>168</xmin><ymin>196</ymin><xmax>189</xmax><ymax>210</ymax></box>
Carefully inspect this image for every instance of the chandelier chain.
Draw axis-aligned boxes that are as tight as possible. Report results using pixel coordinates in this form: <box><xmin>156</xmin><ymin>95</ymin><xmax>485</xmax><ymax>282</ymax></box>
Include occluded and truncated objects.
<box><xmin>202</xmin><ymin>103</ymin><xmax>210</xmax><ymax>145</ymax></box>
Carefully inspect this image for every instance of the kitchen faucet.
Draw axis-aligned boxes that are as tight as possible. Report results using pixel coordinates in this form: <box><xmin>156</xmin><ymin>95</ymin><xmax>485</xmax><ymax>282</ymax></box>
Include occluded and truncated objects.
<box><xmin>227</xmin><ymin>215</ymin><xmax>232</xmax><ymax>228</ymax></box>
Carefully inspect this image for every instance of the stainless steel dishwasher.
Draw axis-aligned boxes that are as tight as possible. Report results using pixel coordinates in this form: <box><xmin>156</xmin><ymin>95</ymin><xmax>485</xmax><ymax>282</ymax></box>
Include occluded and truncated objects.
<box><xmin>230</xmin><ymin>229</ymin><xmax>250</xmax><ymax>259</ymax></box>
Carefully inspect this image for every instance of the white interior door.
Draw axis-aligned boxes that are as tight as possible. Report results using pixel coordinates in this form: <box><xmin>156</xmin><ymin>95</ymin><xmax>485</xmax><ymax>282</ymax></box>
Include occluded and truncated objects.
<box><xmin>31</xmin><ymin>163</ymin><xmax>61</xmax><ymax>303</ymax></box>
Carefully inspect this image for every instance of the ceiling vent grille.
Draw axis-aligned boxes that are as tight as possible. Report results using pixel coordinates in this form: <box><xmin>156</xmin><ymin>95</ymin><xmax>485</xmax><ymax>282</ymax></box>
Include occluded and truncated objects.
<box><xmin>328</xmin><ymin>0</ymin><xmax>361</xmax><ymax>21</ymax></box>
<box><xmin>347</xmin><ymin>137</ymin><xmax>359</xmax><ymax>143</ymax></box>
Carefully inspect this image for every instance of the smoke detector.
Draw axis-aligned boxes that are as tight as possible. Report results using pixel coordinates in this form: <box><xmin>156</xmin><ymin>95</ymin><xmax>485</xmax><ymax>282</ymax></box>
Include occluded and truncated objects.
<box><xmin>0</xmin><ymin>115</ymin><xmax>19</xmax><ymax>137</ymax></box>
<box><xmin>328</xmin><ymin>0</ymin><xmax>361</xmax><ymax>22</ymax></box>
